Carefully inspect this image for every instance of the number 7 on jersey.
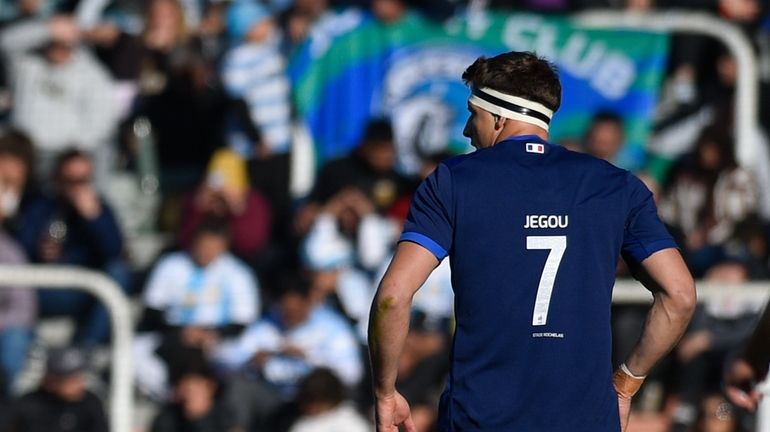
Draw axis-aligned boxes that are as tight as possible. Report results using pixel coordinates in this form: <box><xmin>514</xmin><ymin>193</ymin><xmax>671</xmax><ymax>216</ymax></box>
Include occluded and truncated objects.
<box><xmin>526</xmin><ymin>236</ymin><xmax>567</xmax><ymax>326</ymax></box>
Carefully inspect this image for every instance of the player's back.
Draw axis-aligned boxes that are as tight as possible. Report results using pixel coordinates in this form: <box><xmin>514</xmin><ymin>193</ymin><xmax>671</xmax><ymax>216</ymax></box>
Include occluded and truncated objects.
<box><xmin>401</xmin><ymin>135</ymin><xmax>673</xmax><ymax>431</ymax></box>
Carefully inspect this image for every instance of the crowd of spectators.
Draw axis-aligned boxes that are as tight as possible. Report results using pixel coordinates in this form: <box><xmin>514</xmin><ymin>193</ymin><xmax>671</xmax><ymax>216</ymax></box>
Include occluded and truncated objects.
<box><xmin>0</xmin><ymin>0</ymin><xmax>769</xmax><ymax>431</ymax></box>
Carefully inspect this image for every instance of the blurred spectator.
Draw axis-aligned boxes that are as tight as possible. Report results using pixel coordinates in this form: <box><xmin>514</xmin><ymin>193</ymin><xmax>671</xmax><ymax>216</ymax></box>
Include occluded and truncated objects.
<box><xmin>134</xmin><ymin>220</ymin><xmax>260</xmax><ymax>400</ymax></box>
<box><xmin>724</xmin><ymin>300</ymin><xmax>770</xmax><ymax>418</ymax></box>
<box><xmin>297</xmin><ymin>119</ymin><xmax>414</xmax><ymax>235</ymax></box>
<box><xmin>583</xmin><ymin>111</ymin><xmax>623</xmax><ymax>161</ymax></box>
<box><xmin>0</xmin><ymin>130</ymin><xmax>36</xmax><ymax>398</ymax></box>
<box><xmin>302</xmin><ymin>187</ymin><xmax>398</xmax><ymax>274</ymax></box>
<box><xmin>115</xmin><ymin>0</ymin><xmax>227</xmax><ymax>194</ymax></box>
<box><xmin>279</xmin><ymin>0</ymin><xmax>331</xmax><ymax>50</ymax></box>
<box><xmin>659</xmin><ymin>126</ymin><xmax>759</xmax><ymax>277</ymax></box>
<box><xmin>301</xmin><ymin>219</ymin><xmax>372</xmax><ymax>337</ymax></box>
<box><xmin>215</xmin><ymin>276</ymin><xmax>362</xmax><ymax>430</ymax></box>
<box><xmin>289</xmin><ymin>368</ymin><xmax>369</xmax><ymax>432</ymax></box>
<box><xmin>178</xmin><ymin>148</ymin><xmax>272</xmax><ymax>261</ymax></box>
<box><xmin>5</xmin><ymin>346</ymin><xmax>108</xmax><ymax>432</ymax></box>
<box><xmin>15</xmin><ymin>149</ymin><xmax>130</xmax><ymax>346</ymax></box>
<box><xmin>650</xmin><ymin>47</ymin><xmax>739</xmax><ymax>169</ymax></box>
<box><xmin>582</xmin><ymin>110</ymin><xmax>638</xmax><ymax>170</ymax></box>
<box><xmin>85</xmin><ymin>0</ymin><xmax>192</xmax><ymax>82</ymax></box>
<box><xmin>150</xmin><ymin>348</ymin><xmax>238</xmax><ymax>432</ymax></box>
<box><xmin>221</xmin><ymin>0</ymin><xmax>293</xmax><ymax>237</ymax></box>
<box><xmin>0</xmin><ymin>15</ymin><xmax>118</xmax><ymax>181</ymax></box>
<box><xmin>669</xmin><ymin>298</ymin><xmax>761</xmax><ymax>431</ymax></box>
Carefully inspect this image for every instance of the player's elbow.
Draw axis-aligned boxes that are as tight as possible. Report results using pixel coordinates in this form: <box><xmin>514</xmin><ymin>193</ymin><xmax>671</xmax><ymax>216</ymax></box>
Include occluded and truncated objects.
<box><xmin>373</xmin><ymin>279</ymin><xmax>413</xmax><ymax>312</ymax></box>
<box><xmin>666</xmin><ymin>275</ymin><xmax>697</xmax><ymax>321</ymax></box>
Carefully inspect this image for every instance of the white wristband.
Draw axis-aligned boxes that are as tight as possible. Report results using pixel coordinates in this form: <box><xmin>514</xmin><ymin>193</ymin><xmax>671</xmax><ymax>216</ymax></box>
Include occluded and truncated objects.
<box><xmin>620</xmin><ymin>363</ymin><xmax>646</xmax><ymax>380</ymax></box>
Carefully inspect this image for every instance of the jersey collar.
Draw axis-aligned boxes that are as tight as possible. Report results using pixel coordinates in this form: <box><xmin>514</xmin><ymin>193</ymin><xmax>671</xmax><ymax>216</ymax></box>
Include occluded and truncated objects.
<box><xmin>501</xmin><ymin>134</ymin><xmax>548</xmax><ymax>144</ymax></box>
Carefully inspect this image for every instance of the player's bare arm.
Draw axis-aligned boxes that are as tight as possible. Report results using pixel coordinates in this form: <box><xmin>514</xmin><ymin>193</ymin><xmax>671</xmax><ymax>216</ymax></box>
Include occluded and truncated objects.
<box><xmin>368</xmin><ymin>242</ymin><xmax>438</xmax><ymax>432</ymax></box>
<box><xmin>616</xmin><ymin>248</ymin><xmax>697</xmax><ymax>430</ymax></box>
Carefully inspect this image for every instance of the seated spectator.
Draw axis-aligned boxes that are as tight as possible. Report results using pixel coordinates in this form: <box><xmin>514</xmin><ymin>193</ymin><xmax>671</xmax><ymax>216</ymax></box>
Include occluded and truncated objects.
<box><xmin>0</xmin><ymin>15</ymin><xmax>118</xmax><ymax>182</ymax></box>
<box><xmin>178</xmin><ymin>149</ymin><xmax>272</xmax><ymax>261</ymax></box>
<box><xmin>659</xmin><ymin>126</ymin><xmax>759</xmax><ymax>277</ymax></box>
<box><xmin>215</xmin><ymin>275</ymin><xmax>362</xmax><ymax>430</ymax></box>
<box><xmin>0</xmin><ymin>130</ymin><xmax>36</xmax><ymax>398</ymax></box>
<box><xmin>289</xmin><ymin>368</ymin><xmax>369</xmax><ymax>432</ymax></box>
<box><xmin>14</xmin><ymin>149</ymin><xmax>130</xmax><ymax>346</ymax></box>
<box><xmin>150</xmin><ymin>348</ymin><xmax>238</xmax><ymax>432</ymax></box>
<box><xmin>296</xmin><ymin>119</ymin><xmax>415</xmax><ymax>236</ymax></box>
<box><xmin>5</xmin><ymin>346</ymin><xmax>108</xmax><ymax>432</ymax></box>
<box><xmin>134</xmin><ymin>220</ymin><xmax>260</xmax><ymax>400</ymax></box>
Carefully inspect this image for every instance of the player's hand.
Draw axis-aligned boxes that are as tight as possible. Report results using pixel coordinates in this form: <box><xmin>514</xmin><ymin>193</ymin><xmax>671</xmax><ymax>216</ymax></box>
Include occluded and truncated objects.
<box><xmin>724</xmin><ymin>358</ymin><xmax>761</xmax><ymax>411</ymax></box>
<box><xmin>613</xmin><ymin>365</ymin><xmax>645</xmax><ymax>432</ymax></box>
<box><xmin>617</xmin><ymin>392</ymin><xmax>632</xmax><ymax>432</ymax></box>
<box><xmin>375</xmin><ymin>391</ymin><xmax>416</xmax><ymax>432</ymax></box>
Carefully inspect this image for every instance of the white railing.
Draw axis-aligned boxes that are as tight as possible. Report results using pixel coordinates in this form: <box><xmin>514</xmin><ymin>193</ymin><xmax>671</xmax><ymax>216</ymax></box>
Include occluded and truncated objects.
<box><xmin>0</xmin><ymin>265</ymin><xmax>134</xmax><ymax>432</ymax></box>
<box><xmin>614</xmin><ymin>279</ymin><xmax>770</xmax><ymax>304</ymax></box>
<box><xmin>574</xmin><ymin>11</ymin><xmax>760</xmax><ymax>168</ymax></box>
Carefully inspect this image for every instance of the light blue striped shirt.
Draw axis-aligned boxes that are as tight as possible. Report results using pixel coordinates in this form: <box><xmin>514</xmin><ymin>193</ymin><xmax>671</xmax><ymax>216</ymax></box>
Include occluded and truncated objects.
<box><xmin>222</xmin><ymin>35</ymin><xmax>292</xmax><ymax>155</ymax></box>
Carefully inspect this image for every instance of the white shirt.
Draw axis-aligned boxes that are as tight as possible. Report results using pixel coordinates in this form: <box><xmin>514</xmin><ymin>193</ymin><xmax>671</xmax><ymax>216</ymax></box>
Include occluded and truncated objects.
<box><xmin>290</xmin><ymin>403</ymin><xmax>369</xmax><ymax>432</ymax></box>
<box><xmin>143</xmin><ymin>252</ymin><xmax>260</xmax><ymax>327</ymax></box>
<box><xmin>215</xmin><ymin>306</ymin><xmax>362</xmax><ymax>389</ymax></box>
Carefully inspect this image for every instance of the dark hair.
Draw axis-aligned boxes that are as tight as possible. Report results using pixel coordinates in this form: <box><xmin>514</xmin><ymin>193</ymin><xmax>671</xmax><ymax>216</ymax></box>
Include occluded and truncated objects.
<box><xmin>296</xmin><ymin>368</ymin><xmax>345</xmax><ymax>408</ymax></box>
<box><xmin>694</xmin><ymin>125</ymin><xmax>736</xmax><ymax>171</ymax></box>
<box><xmin>192</xmin><ymin>218</ymin><xmax>231</xmax><ymax>241</ymax></box>
<box><xmin>588</xmin><ymin>111</ymin><xmax>623</xmax><ymax>128</ymax></box>
<box><xmin>462</xmin><ymin>51</ymin><xmax>561</xmax><ymax>112</ymax></box>
<box><xmin>361</xmin><ymin>119</ymin><xmax>394</xmax><ymax>145</ymax></box>
<box><xmin>279</xmin><ymin>271</ymin><xmax>312</xmax><ymax>299</ymax></box>
<box><xmin>0</xmin><ymin>129</ymin><xmax>35</xmax><ymax>173</ymax></box>
<box><xmin>168</xmin><ymin>347</ymin><xmax>218</xmax><ymax>386</ymax></box>
<box><xmin>53</xmin><ymin>148</ymin><xmax>90</xmax><ymax>179</ymax></box>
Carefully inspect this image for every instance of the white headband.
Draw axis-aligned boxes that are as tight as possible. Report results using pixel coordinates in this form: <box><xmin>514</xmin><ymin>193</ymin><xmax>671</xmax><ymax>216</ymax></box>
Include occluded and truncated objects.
<box><xmin>468</xmin><ymin>87</ymin><xmax>553</xmax><ymax>131</ymax></box>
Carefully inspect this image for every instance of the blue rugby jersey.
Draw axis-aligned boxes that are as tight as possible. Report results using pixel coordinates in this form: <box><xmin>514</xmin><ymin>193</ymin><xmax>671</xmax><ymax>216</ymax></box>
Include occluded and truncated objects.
<box><xmin>400</xmin><ymin>135</ymin><xmax>677</xmax><ymax>432</ymax></box>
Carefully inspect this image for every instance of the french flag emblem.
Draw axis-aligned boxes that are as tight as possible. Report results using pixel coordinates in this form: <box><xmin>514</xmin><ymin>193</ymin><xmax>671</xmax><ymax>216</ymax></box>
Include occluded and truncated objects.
<box><xmin>526</xmin><ymin>143</ymin><xmax>545</xmax><ymax>154</ymax></box>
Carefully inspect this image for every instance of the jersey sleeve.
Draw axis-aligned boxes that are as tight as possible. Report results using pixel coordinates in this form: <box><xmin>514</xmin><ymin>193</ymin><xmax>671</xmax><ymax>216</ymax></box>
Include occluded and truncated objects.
<box><xmin>399</xmin><ymin>163</ymin><xmax>454</xmax><ymax>260</ymax></box>
<box><xmin>621</xmin><ymin>174</ymin><xmax>678</xmax><ymax>265</ymax></box>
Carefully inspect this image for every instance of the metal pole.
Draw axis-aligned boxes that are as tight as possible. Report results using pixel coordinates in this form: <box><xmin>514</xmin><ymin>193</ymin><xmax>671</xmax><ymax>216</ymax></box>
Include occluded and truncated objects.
<box><xmin>574</xmin><ymin>10</ymin><xmax>760</xmax><ymax>167</ymax></box>
<box><xmin>0</xmin><ymin>265</ymin><xmax>134</xmax><ymax>432</ymax></box>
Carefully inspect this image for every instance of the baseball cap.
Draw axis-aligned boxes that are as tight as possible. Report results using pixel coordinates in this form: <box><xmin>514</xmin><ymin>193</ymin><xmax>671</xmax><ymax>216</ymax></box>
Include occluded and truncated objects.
<box><xmin>46</xmin><ymin>347</ymin><xmax>88</xmax><ymax>376</ymax></box>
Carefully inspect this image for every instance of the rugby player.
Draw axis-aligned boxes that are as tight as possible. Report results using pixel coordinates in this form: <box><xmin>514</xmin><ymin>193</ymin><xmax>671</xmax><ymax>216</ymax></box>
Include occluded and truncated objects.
<box><xmin>368</xmin><ymin>51</ymin><xmax>697</xmax><ymax>431</ymax></box>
